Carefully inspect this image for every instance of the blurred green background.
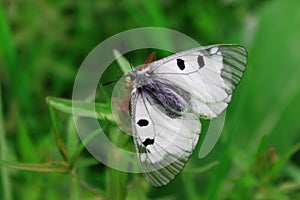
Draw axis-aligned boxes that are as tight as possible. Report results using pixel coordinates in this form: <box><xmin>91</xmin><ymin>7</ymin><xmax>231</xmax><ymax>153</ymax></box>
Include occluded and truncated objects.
<box><xmin>1</xmin><ymin>0</ymin><xmax>300</xmax><ymax>199</ymax></box>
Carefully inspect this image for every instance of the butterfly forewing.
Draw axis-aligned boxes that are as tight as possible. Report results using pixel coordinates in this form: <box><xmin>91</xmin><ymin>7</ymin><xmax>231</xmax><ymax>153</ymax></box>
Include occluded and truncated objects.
<box><xmin>148</xmin><ymin>44</ymin><xmax>247</xmax><ymax>118</ymax></box>
<box><xmin>127</xmin><ymin>44</ymin><xmax>247</xmax><ymax>186</ymax></box>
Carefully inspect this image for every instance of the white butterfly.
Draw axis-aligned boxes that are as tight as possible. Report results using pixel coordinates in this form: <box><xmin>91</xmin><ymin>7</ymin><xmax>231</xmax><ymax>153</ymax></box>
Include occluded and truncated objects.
<box><xmin>121</xmin><ymin>44</ymin><xmax>247</xmax><ymax>186</ymax></box>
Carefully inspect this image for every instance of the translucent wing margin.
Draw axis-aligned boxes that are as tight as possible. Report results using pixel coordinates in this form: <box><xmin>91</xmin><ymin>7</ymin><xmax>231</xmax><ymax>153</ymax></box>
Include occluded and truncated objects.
<box><xmin>216</xmin><ymin>45</ymin><xmax>247</xmax><ymax>92</ymax></box>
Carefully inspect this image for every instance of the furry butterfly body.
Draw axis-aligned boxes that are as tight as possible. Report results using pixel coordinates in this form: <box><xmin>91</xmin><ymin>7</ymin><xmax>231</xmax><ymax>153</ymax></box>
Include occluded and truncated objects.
<box><xmin>125</xmin><ymin>44</ymin><xmax>247</xmax><ymax>186</ymax></box>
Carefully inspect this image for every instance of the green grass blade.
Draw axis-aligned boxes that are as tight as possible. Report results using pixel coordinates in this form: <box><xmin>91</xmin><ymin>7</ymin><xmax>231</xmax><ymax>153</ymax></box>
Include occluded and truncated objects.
<box><xmin>183</xmin><ymin>161</ymin><xmax>219</xmax><ymax>200</ymax></box>
<box><xmin>48</xmin><ymin>101</ymin><xmax>70</xmax><ymax>162</ymax></box>
<box><xmin>0</xmin><ymin>3</ymin><xmax>17</xmax><ymax>74</ymax></box>
<box><xmin>106</xmin><ymin>168</ymin><xmax>128</xmax><ymax>200</ymax></box>
<box><xmin>70</xmin><ymin>174</ymin><xmax>81</xmax><ymax>200</ymax></box>
<box><xmin>70</xmin><ymin>127</ymin><xmax>102</xmax><ymax>168</ymax></box>
<box><xmin>66</xmin><ymin>118</ymin><xmax>78</xmax><ymax>159</ymax></box>
<box><xmin>253</xmin><ymin>75</ymin><xmax>300</xmax><ymax>145</ymax></box>
<box><xmin>0</xmin><ymin>160</ymin><xmax>69</xmax><ymax>173</ymax></box>
<box><xmin>113</xmin><ymin>49</ymin><xmax>131</xmax><ymax>74</ymax></box>
<box><xmin>142</xmin><ymin>0</ymin><xmax>166</xmax><ymax>27</ymax></box>
<box><xmin>16</xmin><ymin>115</ymin><xmax>35</xmax><ymax>162</ymax></box>
<box><xmin>0</xmin><ymin>85</ymin><xmax>12</xmax><ymax>200</ymax></box>
<box><xmin>271</xmin><ymin>143</ymin><xmax>300</xmax><ymax>178</ymax></box>
<box><xmin>106</xmin><ymin>128</ymin><xmax>128</xmax><ymax>200</ymax></box>
<box><xmin>98</xmin><ymin>84</ymin><xmax>111</xmax><ymax>103</ymax></box>
<box><xmin>184</xmin><ymin>161</ymin><xmax>219</xmax><ymax>174</ymax></box>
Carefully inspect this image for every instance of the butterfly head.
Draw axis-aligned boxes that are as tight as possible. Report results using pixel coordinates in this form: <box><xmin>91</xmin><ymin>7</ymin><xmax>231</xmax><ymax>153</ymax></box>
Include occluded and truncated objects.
<box><xmin>128</xmin><ymin>70</ymin><xmax>138</xmax><ymax>81</ymax></box>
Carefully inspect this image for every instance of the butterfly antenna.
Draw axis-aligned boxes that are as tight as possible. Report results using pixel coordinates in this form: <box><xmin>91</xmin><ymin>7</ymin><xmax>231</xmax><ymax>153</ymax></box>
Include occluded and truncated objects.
<box><xmin>102</xmin><ymin>71</ymin><xmax>123</xmax><ymax>86</ymax></box>
<box><xmin>102</xmin><ymin>79</ymin><xmax>119</xmax><ymax>86</ymax></box>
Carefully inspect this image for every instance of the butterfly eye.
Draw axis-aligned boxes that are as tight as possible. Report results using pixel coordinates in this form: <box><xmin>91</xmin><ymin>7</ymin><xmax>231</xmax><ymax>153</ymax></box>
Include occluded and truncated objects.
<box><xmin>176</xmin><ymin>59</ymin><xmax>185</xmax><ymax>70</ymax></box>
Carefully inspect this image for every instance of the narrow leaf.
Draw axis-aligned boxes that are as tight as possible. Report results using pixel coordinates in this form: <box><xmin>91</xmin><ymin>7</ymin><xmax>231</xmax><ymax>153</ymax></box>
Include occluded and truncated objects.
<box><xmin>48</xmin><ymin>102</ymin><xmax>70</xmax><ymax>162</ymax></box>
<box><xmin>184</xmin><ymin>161</ymin><xmax>219</xmax><ymax>173</ymax></box>
<box><xmin>46</xmin><ymin>97</ymin><xmax>114</xmax><ymax>122</ymax></box>
<box><xmin>0</xmin><ymin>160</ymin><xmax>69</xmax><ymax>173</ymax></box>
<box><xmin>0</xmin><ymin>85</ymin><xmax>12</xmax><ymax>200</ymax></box>
<box><xmin>113</xmin><ymin>49</ymin><xmax>131</xmax><ymax>74</ymax></box>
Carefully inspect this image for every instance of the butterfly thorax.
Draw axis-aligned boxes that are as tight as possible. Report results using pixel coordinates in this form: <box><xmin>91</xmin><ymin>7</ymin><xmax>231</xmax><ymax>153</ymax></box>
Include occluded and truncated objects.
<box><xmin>128</xmin><ymin>68</ymin><xmax>150</xmax><ymax>89</ymax></box>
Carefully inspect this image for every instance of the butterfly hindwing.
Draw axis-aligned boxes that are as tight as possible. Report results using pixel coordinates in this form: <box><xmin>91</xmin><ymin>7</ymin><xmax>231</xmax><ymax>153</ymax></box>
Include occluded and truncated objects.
<box><xmin>131</xmin><ymin>91</ymin><xmax>201</xmax><ymax>186</ymax></box>
<box><xmin>148</xmin><ymin>44</ymin><xmax>247</xmax><ymax>118</ymax></box>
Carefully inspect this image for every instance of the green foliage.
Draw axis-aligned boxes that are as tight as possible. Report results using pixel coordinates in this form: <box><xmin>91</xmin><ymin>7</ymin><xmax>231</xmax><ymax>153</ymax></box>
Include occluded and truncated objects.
<box><xmin>1</xmin><ymin>0</ymin><xmax>300</xmax><ymax>199</ymax></box>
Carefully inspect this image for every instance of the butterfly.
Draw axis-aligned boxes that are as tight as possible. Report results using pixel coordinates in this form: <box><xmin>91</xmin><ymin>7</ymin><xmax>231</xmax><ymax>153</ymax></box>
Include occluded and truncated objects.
<box><xmin>118</xmin><ymin>44</ymin><xmax>247</xmax><ymax>187</ymax></box>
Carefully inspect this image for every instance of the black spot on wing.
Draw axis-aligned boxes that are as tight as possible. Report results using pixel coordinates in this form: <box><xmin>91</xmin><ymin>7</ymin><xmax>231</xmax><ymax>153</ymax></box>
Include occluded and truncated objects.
<box><xmin>142</xmin><ymin>138</ymin><xmax>154</xmax><ymax>147</ymax></box>
<box><xmin>137</xmin><ymin>119</ymin><xmax>149</xmax><ymax>127</ymax></box>
<box><xmin>176</xmin><ymin>59</ymin><xmax>185</xmax><ymax>70</ymax></box>
<box><xmin>197</xmin><ymin>55</ymin><xmax>205</xmax><ymax>68</ymax></box>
